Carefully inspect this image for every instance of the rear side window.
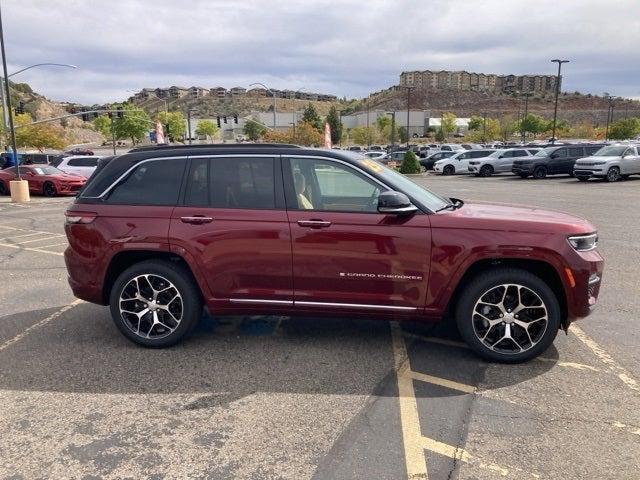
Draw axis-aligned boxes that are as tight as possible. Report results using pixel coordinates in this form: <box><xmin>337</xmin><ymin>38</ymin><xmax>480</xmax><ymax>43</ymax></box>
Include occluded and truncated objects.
<box><xmin>68</xmin><ymin>158</ymin><xmax>98</xmax><ymax>167</ymax></box>
<box><xmin>568</xmin><ymin>147</ymin><xmax>584</xmax><ymax>157</ymax></box>
<box><xmin>184</xmin><ymin>158</ymin><xmax>209</xmax><ymax>206</ymax></box>
<box><xmin>470</xmin><ymin>151</ymin><xmax>488</xmax><ymax>158</ymax></box>
<box><xmin>107</xmin><ymin>159</ymin><xmax>186</xmax><ymax>205</ymax></box>
<box><xmin>210</xmin><ymin>157</ymin><xmax>275</xmax><ymax>209</ymax></box>
<box><xmin>513</xmin><ymin>150</ymin><xmax>528</xmax><ymax>157</ymax></box>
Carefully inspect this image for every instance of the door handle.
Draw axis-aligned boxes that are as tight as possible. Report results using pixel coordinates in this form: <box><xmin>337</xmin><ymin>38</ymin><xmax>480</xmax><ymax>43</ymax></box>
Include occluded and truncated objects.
<box><xmin>180</xmin><ymin>216</ymin><xmax>213</xmax><ymax>224</ymax></box>
<box><xmin>297</xmin><ymin>219</ymin><xmax>332</xmax><ymax>228</ymax></box>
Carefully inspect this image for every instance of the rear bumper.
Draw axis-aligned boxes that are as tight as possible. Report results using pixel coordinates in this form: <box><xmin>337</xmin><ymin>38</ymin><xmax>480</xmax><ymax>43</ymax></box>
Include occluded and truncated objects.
<box><xmin>64</xmin><ymin>246</ymin><xmax>106</xmax><ymax>305</ymax></box>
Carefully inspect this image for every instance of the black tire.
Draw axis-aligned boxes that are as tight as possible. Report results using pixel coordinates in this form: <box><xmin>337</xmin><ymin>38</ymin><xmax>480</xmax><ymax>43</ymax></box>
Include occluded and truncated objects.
<box><xmin>43</xmin><ymin>181</ymin><xmax>57</xmax><ymax>197</ymax></box>
<box><xmin>0</xmin><ymin>181</ymin><xmax>7</xmax><ymax>195</ymax></box>
<box><xmin>479</xmin><ymin>165</ymin><xmax>493</xmax><ymax>177</ymax></box>
<box><xmin>109</xmin><ymin>259</ymin><xmax>203</xmax><ymax>348</ymax></box>
<box><xmin>518</xmin><ymin>173</ymin><xmax>529</xmax><ymax>179</ymax></box>
<box><xmin>533</xmin><ymin>166</ymin><xmax>547</xmax><ymax>179</ymax></box>
<box><xmin>605</xmin><ymin>167</ymin><xmax>620</xmax><ymax>182</ymax></box>
<box><xmin>443</xmin><ymin>165</ymin><xmax>455</xmax><ymax>175</ymax></box>
<box><xmin>576</xmin><ymin>176</ymin><xmax>589</xmax><ymax>182</ymax></box>
<box><xmin>455</xmin><ymin>268</ymin><xmax>561</xmax><ymax>363</ymax></box>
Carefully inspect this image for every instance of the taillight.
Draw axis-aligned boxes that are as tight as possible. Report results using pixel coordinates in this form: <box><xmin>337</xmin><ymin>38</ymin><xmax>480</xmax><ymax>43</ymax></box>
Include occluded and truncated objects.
<box><xmin>65</xmin><ymin>211</ymin><xmax>97</xmax><ymax>224</ymax></box>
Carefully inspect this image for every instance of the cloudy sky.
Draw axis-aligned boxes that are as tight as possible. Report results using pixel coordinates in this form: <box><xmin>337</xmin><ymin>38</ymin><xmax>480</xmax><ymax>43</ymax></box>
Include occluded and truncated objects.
<box><xmin>3</xmin><ymin>0</ymin><xmax>639</xmax><ymax>104</ymax></box>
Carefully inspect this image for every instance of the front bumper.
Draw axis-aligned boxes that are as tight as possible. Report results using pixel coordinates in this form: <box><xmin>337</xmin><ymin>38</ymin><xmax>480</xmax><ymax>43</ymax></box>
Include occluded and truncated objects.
<box><xmin>564</xmin><ymin>247</ymin><xmax>604</xmax><ymax>322</ymax></box>
<box><xmin>574</xmin><ymin>168</ymin><xmax>605</xmax><ymax>179</ymax></box>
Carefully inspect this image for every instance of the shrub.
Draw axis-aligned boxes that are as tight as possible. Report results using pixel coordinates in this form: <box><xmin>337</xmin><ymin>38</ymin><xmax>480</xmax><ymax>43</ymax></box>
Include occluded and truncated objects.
<box><xmin>400</xmin><ymin>150</ymin><xmax>421</xmax><ymax>174</ymax></box>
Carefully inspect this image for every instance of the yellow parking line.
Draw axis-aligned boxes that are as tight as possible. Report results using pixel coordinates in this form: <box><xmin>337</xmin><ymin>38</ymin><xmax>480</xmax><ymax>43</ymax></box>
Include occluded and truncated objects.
<box><xmin>571</xmin><ymin>325</ymin><xmax>639</xmax><ymax>394</ymax></box>
<box><xmin>409</xmin><ymin>371</ymin><xmax>477</xmax><ymax>394</ymax></box>
<box><xmin>0</xmin><ymin>300</ymin><xmax>82</xmax><ymax>352</ymax></box>
<box><xmin>391</xmin><ymin>322</ymin><xmax>429</xmax><ymax>479</ymax></box>
<box><xmin>0</xmin><ymin>242</ymin><xmax>64</xmax><ymax>257</ymax></box>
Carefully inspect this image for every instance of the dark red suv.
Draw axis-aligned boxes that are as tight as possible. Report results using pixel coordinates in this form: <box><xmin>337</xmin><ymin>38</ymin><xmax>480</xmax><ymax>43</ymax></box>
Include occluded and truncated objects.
<box><xmin>64</xmin><ymin>144</ymin><xmax>604</xmax><ymax>362</ymax></box>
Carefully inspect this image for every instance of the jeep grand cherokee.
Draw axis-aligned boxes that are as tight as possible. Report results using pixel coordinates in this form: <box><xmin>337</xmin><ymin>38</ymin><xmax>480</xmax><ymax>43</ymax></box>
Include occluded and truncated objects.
<box><xmin>64</xmin><ymin>144</ymin><xmax>604</xmax><ymax>363</ymax></box>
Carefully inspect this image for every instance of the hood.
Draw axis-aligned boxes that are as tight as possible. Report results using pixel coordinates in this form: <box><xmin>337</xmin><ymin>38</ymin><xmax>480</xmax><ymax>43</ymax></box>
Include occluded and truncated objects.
<box><xmin>433</xmin><ymin>201</ymin><xmax>596</xmax><ymax>235</ymax></box>
<box><xmin>575</xmin><ymin>155</ymin><xmax>617</xmax><ymax>165</ymax></box>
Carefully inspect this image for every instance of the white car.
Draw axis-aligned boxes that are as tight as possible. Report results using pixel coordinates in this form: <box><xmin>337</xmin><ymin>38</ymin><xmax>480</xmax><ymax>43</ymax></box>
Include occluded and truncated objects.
<box><xmin>438</xmin><ymin>144</ymin><xmax>465</xmax><ymax>152</ymax></box>
<box><xmin>467</xmin><ymin>148</ymin><xmax>536</xmax><ymax>177</ymax></box>
<box><xmin>363</xmin><ymin>151</ymin><xmax>386</xmax><ymax>160</ymax></box>
<box><xmin>56</xmin><ymin>155</ymin><xmax>102</xmax><ymax>178</ymax></box>
<box><xmin>433</xmin><ymin>149</ymin><xmax>495</xmax><ymax>175</ymax></box>
<box><xmin>574</xmin><ymin>144</ymin><xmax>640</xmax><ymax>182</ymax></box>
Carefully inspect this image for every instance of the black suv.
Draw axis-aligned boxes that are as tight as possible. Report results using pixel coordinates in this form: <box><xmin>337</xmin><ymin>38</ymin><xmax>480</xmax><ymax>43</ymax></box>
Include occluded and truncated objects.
<box><xmin>512</xmin><ymin>144</ymin><xmax>604</xmax><ymax>179</ymax></box>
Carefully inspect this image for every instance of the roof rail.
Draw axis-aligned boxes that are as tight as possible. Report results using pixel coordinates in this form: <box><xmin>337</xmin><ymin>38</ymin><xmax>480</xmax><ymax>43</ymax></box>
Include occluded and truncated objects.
<box><xmin>128</xmin><ymin>143</ymin><xmax>302</xmax><ymax>153</ymax></box>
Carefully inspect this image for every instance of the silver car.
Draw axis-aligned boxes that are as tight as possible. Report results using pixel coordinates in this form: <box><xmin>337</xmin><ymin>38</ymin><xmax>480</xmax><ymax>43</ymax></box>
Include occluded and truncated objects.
<box><xmin>467</xmin><ymin>148</ymin><xmax>535</xmax><ymax>177</ymax></box>
<box><xmin>574</xmin><ymin>144</ymin><xmax>640</xmax><ymax>182</ymax></box>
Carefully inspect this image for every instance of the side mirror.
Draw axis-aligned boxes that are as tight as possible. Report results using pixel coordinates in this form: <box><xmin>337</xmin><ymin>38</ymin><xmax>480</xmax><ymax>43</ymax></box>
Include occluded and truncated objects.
<box><xmin>377</xmin><ymin>191</ymin><xmax>417</xmax><ymax>215</ymax></box>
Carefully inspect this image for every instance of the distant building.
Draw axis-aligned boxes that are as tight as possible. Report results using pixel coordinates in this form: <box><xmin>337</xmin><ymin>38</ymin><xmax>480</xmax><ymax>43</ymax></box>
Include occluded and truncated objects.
<box><xmin>229</xmin><ymin>86</ymin><xmax>247</xmax><ymax>97</ymax></box>
<box><xmin>189</xmin><ymin>86</ymin><xmax>208</xmax><ymax>98</ymax></box>
<box><xmin>210</xmin><ymin>87</ymin><xmax>227</xmax><ymax>98</ymax></box>
<box><xmin>399</xmin><ymin>69</ymin><xmax>558</xmax><ymax>95</ymax></box>
<box><xmin>168</xmin><ymin>86</ymin><xmax>189</xmax><ymax>98</ymax></box>
<box><xmin>246</xmin><ymin>87</ymin><xmax>267</xmax><ymax>98</ymax></box>
<box><xmin>341</xmin><ymin>109</ymin><xmax>471</xmax><ymax>138</ymax></box>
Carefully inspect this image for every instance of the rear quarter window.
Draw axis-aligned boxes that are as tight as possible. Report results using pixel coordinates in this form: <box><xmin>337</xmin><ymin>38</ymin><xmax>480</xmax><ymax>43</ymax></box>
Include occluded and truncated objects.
<box><xmin>106</xmin><ymin>159</ymin><xmax>186</xmax><ymax>206</ymax></box>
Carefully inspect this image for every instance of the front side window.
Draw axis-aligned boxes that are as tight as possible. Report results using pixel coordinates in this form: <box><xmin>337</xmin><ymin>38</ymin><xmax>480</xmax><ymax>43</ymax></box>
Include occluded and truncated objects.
<box><xmin>210</xmin><ymin>157</ymin><xmax>275</xmax><ymax>209</ymax></box>
<box><xmin>107</xmin><ymin>159</ymin><xmax>186</xmax><ymax>205</ymax></box>
<box><xmin>513</xmin><ymin>150</ymin><xmax>529</xmax><ymax>157</ymax></box>
<box><xmin>552</xmin><ymin>148</ymin><xmax>567</xmax><ymax>158</ymax></box>
<box><xmin>287</xmin><ymin>157</ymin><xmax>382</xmax><ymax>212</ymax></box>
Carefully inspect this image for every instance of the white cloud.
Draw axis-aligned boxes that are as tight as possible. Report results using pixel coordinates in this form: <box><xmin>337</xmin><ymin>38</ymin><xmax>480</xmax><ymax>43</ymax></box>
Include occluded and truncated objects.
<box><xmin>3</xmin><ymin>0</ymin><xmax>639</xmax><ymax>103</ymax></box>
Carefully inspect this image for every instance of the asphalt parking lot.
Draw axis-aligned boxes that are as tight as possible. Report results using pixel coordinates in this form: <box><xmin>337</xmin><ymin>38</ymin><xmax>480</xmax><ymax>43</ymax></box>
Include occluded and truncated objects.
<box><xmin>1</xmin><ymin>174</ymin><xmax>639</xmax><ymax>479</ymax></box>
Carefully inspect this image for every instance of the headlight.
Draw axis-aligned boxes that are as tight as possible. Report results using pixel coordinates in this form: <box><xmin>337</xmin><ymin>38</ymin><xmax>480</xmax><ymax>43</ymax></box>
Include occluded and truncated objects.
<box><xmin>568</xmin><ymin>233</ymin><xmax>598</xmax><ymax>251</ymax></box>
<box><xmin>592</xmin><ymin>161</ymin><xmax>606</xmax><ymax>165</ymax></box>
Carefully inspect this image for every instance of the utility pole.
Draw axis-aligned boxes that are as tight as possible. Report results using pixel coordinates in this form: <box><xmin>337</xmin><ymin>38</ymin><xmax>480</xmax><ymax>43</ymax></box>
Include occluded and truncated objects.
<box><xmin>604</xmin><ymin>94</ymin><xmax>617</xmax><ymax>141</ymax></box>
<box><xmin>482</xmin><ymin>112</ymin><xmax>487</xmax><ymax>143</ymax></box>
<box><xmin>110</xmin><ymin>113</ymin><xmax>116</xmax><ymax>154</ymax></box>
<box><xmin>0</xmin><ymin>3</ymin><xmax>20</xmax><ymax>182</ymax></box>
<box><xmin>402</xmin><ymin>85</ymin><xmax>415</xmax><ymax>147</ymax></box>
<box><xmin>187</xmin><ymin>109</ymin><xmax>196</xmax><ymax>145</ymax></box>
<box><xmin>520</xmin><ymin>91</ymin><xmax>533</xmax><ymax>143</ymax></box>
<box><xmin>366</xmin><ymin>99</ymin><xmax>370</xmax><ymax>149</ymax></box>
<box><xmin>389</xmin><ymin>111</ymin><xmax>396</xmax><ymax>148</ymax></box>
<box><xmin>550</xmin><ymin>59</ymin><xmax>569</xmax><ymax>145</ymax></box>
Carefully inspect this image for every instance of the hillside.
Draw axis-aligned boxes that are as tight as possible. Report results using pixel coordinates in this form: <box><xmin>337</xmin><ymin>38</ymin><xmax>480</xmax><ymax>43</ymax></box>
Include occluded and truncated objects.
<box><xmin>366</xmin><ymin>87</ymin><xmax>640</xmax><ymax>125</ymax></box>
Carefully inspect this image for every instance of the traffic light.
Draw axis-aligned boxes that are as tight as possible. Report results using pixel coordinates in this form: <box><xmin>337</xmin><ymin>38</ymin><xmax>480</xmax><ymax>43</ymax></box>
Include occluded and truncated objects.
<box><xmin>81</xmin><ymin>108</ymin><xmax>89</xmax><ymax>122</ymax></box>
<box><xmin>69</xmin><ymin>106</ymin><xmax>77</xmax><ymax>114</ymax></box>
<box><xmin>117</xmin><ymin>107</ymin><xmax>124</xmax><ymax>119</ymax></box>
<box><xmin>223</xmin><ymin>116</ymin><xmax>227</xmax><ymax>124</ymax></box>
<box><xmin>14</xmin><ymin>101</ymin><xmax>25</xmax><ymax>115</ymax></box>
<box><xmin>233</xmin><ymin>114</ymin><xmax>238</xmax><ymax>124</ymax></box>
<box><xmin>216</xmin><ymin>116</ymin><xmax>221</xmax><ymax>128</ymax></box>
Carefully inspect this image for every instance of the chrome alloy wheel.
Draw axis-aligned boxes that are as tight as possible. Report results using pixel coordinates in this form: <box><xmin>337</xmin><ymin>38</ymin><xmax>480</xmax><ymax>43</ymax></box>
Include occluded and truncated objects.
<box><xmin>119</xmin><ymin>274</ymin><xmax>183</xmax><ymax>339</ymax></box>
<box><xmin>472</xmin><ymin>283</ymin><xmax>548</xmax><ymax>355</ymax></box>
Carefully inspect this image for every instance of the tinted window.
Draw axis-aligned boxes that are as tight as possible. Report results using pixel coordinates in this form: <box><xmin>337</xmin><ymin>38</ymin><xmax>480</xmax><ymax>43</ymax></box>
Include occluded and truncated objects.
<box><xmin>68</xmin><ymin>157</ymin><xmax>98</xmax><ymax>167</ymax></box>
<box><xmin>586</xmin><ymin>146</ymin><xmax>602</xmax><ymax>155</ymax></box>
<box><xmin>184</xmin><ymin>158</ymin><xmax>209</xmax><ymax>206</ymax></box>
<box><xmin>107</xmin><ymin>159</ymin><xmax>185</xmax><ymax>205</ymax></box>
<box><xmin>210</xmin><ymin>157</ymin><xmax>275</xmax><ymax>209</ymax></box>
<box><xmin>471</xmin><ymin>151</ymin><xmax>489</xmax><ymax>158</ymax></box>
<box><xmin>513</xmin><ymin>150</ymin><xmax>529</xmax><ymax>157</ymax></box>
<box><xmin>552</xmin><ymin>148</ymin><xmax>567</xmax><ymax>158</ymax></box>
<box><xmin>568</xmin><ymin>147</ymin><xmax>584</xmax><ymax>157</ymax></box>
<box><xmin>501</xmin><ymin>151</ymin><xmax>514</xmax><ymax>158</ymax></box>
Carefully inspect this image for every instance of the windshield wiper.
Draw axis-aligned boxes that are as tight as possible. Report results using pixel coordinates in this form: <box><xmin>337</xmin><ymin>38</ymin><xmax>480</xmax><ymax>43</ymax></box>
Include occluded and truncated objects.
<box><xmin>435</xmin><ymin>197</ymin><xmax>464</xmax><ymax>212</ymax></box>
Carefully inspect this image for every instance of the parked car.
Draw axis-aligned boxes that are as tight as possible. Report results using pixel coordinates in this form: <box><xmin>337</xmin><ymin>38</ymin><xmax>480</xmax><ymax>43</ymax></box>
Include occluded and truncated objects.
<box><xmin>347</xmin><ymin>146</ymin><xmax>363</xmax><ymax>152</ymax></box>
<box><xmin>363</xmin><ymin>151</ymin><xmax>386</xmax><ymax>160</ymax></box>
<box><xmin>0</xmin><ymin>165</ymin><xmax>86</xmax><ymax>196</ymax></box>
<box><xmin>65</xmin><ymin>148</ymin><xmax>95</xmax><ymax>156</ymax></box>
<box><xmin>417</xmin><ymin>146</ymin><xmax>432</xmax><ymax>158</ymax></box>
<box><xmin>420</xmin><ymin>151</ymin><xmax>455</xmax><ymax>170</ymax></box>
<box><xmin>21</xmin><ymin>153</ymin><xmax>64</xmax><ymax>166</ymax></box>
<box><xmin>433</xmin><ymin>149</ymin><xmax>495</xmax><ymax>175</ymax></box>
<box><xmin>379</xmin><ymin>150</ymin><xmax>409</xmax><ymax>166</ymax></box>
<box><xmin>63</xmin><ymin>144</ymin><xmax>603</xmax><ymax>362</ymax></box>
<box><xmin>468</xmin><ymin>148</ymin><xmax>534</xmax><ymax>177</ymax></box>
<box><xmin>368</xmin><ymin>145</ymin><xmax>384</xmax><ymax>152</ymax></box>
<box><xmin>439</xmin><ymin>144</ymin><xmax>465</xmax><ymax>152</ymax></box>
<box><xmin>512</xmin><ymin>144</ymin><xmax>604</xmax><ymax>179</ymax></box>
<box><xmin>574</xmin><ymin>144</ymin><xmax>640</xmax><ymax>182</ymax></box>
<box><xmin>57</xmin><ymin>155</ymin><xmax>103</xmax><ymax>178</ymax></box>
<box><xmin>461</xmin><ymin>143</ymin><xmax>482</xmax><ymax>150</ymax></box>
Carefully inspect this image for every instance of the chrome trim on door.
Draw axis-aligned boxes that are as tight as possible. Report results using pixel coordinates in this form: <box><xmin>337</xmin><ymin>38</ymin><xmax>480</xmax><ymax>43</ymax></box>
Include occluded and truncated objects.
<box><xmin>295</xmin><ymin>301</ymin><xmax>416</xmax><ymax>311</ymax></box>
<box><xmin>229</xmin><ymin>298</ymin><xmax>294</xmax><ymax>306</ymax></box>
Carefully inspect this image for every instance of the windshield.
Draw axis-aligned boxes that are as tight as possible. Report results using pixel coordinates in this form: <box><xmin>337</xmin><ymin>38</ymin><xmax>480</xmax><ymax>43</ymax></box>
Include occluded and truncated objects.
<box><xmin>358</xmin><ymin>158</ymin><xmax>450</xmax><ymax>211</ymax></box>
<box><xmin>593</xmin><ymin>145</ymin><xmax>629</xmax><ymax>156</ymax></box>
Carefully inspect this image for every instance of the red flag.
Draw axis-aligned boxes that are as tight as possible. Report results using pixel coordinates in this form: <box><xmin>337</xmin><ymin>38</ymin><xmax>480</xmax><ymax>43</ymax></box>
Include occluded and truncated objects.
<box><xmin>324</xmin><ymin>122</ymin><xmax>332</xmax><ymax>149</ymax></box>
<box><xmin>155</xmin><ymin>120</ymin><xmax>166</xmax><ymax>144</ymax></box>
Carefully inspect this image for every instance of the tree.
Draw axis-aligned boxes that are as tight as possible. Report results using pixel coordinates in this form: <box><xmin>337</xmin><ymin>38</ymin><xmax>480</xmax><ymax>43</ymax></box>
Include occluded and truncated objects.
<box><xmin>434</xmin><ymin>128</ymin><xmax>445</xmax><ymax>142</ymax></box>
<box><xmin>292</xmin><ymin>121</ymin><xmax>323</xmax><ymax>146</ymax></box>
<box><xmin>11</xmin><ymin>112</ymin><xmax>66</xmax><ymax>150</ymax></box>
<box><xmin>441</xmin><ymin>112</ymin><xmax>457</xmax><ymax>138</ymax></box>
<box><xmin>376</xmin><ymin>115</ymin><xmax>391</xmax><ymax>131</ymax></box>
<box><xmin>195</xmin><ymin>119</ymin><xmax>219</xmax><ymax>140</ymax></box>
<box><xmin>608</xmin><ymin>117</ymin><xmax>640</xmax><ymax>140</ymax></box>
<box><xmin>467</xmin><ymin>115</ymin><xmax>484</xmax><ymax>131</ymax></box>
<box><xmin>115</xmin><ymin>104</ymin><xmax>151</xmax><ymax>144</ymax></box>
<box><xmin>93</xmin><ymin>115</ymin><xmax>112</xmax><ymax>138</ymax></box>
<box><xmin>302</xmin><ymin>103</ymin><xmax>322</xmax><ymax>131</ymax></box>
<box><xmin>518</xmin><ymin>113</ymin><xmax>547</xmax><ymax>138</ymax></box>
<box><xmin>325</xmin><ymin>106</ymin><xmax>342</xmax><ymax>144</ymax></box>
<box><xmin>464</xmin><ymin>117</ymin><xmax>501</xmax><ymax>142</ymax></box>
<box><xmin>351</xmin><ymin>126</ymin><xmax>378</xmax><ymax>145</ymax></box>
<box><xmin>399</xmin><ymin>151</ymin><xmax>421</xmax><ymax>174</ymax></box>
<box><xmin>156</xmin><ymin>111</ymin><xmax>186</xmax><ymax>142</ymax></box>
<box><xmin>398</xmin><ymin>126</ymin><xmax>408</xmax><ymax>143</ymax></box>
<box><xmin>244</xmin><ymin>118</ymin><xmax>267</xmax><ymax>141</ymax></box>
<box><xmin>498</xmin><ymin>115</ymin><xmax>518</xmax><ymax>141</ymax></box>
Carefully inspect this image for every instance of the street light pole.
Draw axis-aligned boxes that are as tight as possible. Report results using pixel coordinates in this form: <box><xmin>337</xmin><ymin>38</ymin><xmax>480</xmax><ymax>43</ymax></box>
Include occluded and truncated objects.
<box><xmin>402</xmin><ymin>86</ymin><xmax>415</xmax><ymax>147</ymax></box>
<box><xmin>187</xmin><ymin>109</ymin><xmax>196</xmax><ymax>145</ymax></box>
<box><xmin>550</xmin><ymin>59</ymin><xmax>569</xmax><ymax>145</ymax></box>
<box><xmin>604</xmin><ymin>94</ymin><xmax>617</xmax><ymax>141</ymax></box>
<box><xmin>0</xmin><ymin>3</ymin><xmax>20</xmax><ymax>181</ymax></box>
<box><xmin>521</xmin><ymin>91</ymin><xmax>533</xmax><ymax>143</ymax></box>
<box><xmin>250</xmin><ymin>82</ymin><xmax>276</xmax><ymax>129</ymax></box>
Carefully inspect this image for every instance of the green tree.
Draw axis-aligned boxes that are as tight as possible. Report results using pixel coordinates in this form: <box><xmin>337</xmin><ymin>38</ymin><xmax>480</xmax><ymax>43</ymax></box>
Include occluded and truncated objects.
<box><xmin>376</xmin><ymin>115</ymin><xmax>391</xmax><ymax>131</ymax></box>
<box><xmin>195</xmin><ymin>119</ymin><xmax>219</xmax><ymax>140</ymax></box>
<box><xmin>398</xmin><ymin>126</ymin><xmax>408</xmax><ymax>143</ymax></box>
<box><xmin>608</xmin><ymin>117</ymin><xmax>640</xmax><ymax>140</ymax></box>
<box><xmin>465</xmin><ymin>117</ymin><xmax>501</xmax><ymax>142</ymax></box>
<box><xmin>244</xmin><ymin>118</ymin><xmax>267</xmax><ymax>141</ymax></box>
<box><xmin>302</xmin><ymin>103</ymin><xmax>322</xmax><ymax>131</ymax></box>
<box><xmin>399</xmin><ymin>150</ymin><xmax>421</xmax><ymax>174</ymax></box>
<box><xmin>114</xmin><ymin>104</ymin><xmax>151</xmax><ymax>144</ymax></box>
<box><xmin>11</xmin><ymin>112</ymin><xmax>66</xmax><ymax>150</ymax></box>
<box><xmin>156</xmin><ymin>111</ymin><xmax>186</xmax><ymax>142</ymax></box>
<box><xmin>325</xmin><ymin>106</ymin><xmax>342</xmax><ymax>144</ymax></box>
<box><xmin>434</xmin><ymin>128</ymin><xmax>445</xmax><ymax>142</ymax></box>
<box><xmin>93</xmin><ymin>115</ymin><xmax>112</xmax><ymax>138</ymax></box>
<box><xmin>498</xmin><ymin>115</ymin><xmax>518</xmax><ymax>141</ymax></box>
<box><xmin>441</xmin><ymin>112</ymin><xmax>457</xmax><ymax>138</ymax></box>
<box><xmin>467</xmin><ymin>115</ymin><xmax>484</xmax><ymax>131</ymax></box>
<box><xmin>518</xmin><ymin>113</ymin><xmax>547</xmax><ymax>138</ymax></box>
<box><xmin>351</xmin><ymin>126</ymin><xmax>378</xmax><ymax>145</ymax></box>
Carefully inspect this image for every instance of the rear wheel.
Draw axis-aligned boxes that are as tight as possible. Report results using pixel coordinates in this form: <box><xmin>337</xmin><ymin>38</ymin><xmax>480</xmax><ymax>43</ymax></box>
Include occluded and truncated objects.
<box><xmin>442</xmin><ymin>165</ymin><xmax>455</xmax><ymax>175</ymax></box>
<box><xmin>479</xmin><ymin>165</ymin><xmax>494</xmax><ymax>177</ymax></box>
<box><xmin>455</xmin><ymin>268</ymin><xmax>560</xmax><ymax>363</ymax></box>
<box><xmin>43</xmin><ymin>182</ymin><xmax>57</xmax><ymax>197</ymax></box>
<box><xmin>109</xmin><ymin>260</ymin><xmax>203</xmax><ymax>348</ymax></box>
<box><xmin>605</xmin><ymin>167</ymin><xmax>620</xmax><ymax>182</ymax></box>
<box><xmin>533</xmin><ymin>166</ymin><xmax>547</xmax><ymax>179</ymax></box>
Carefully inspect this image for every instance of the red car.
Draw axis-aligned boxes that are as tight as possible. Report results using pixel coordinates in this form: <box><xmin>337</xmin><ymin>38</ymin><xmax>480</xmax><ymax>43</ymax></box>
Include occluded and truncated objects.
<box><xmin>63</xmin><ymin>145</ymin><xmax>603</xmax><ymax>362</ymax></box>
<box><xmin>0</xmin><ymin>165</ymin><xmax>87</xmax><ymax>197</ymax></box>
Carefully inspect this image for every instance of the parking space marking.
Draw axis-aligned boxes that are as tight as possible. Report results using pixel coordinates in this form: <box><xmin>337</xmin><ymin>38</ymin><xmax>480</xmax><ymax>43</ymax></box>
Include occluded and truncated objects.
<box><xmin>403</xmin><ymin>331</ymin><xmax>468</xmax><ymax>349</ymax></box>
<box><xmin>5</xmin><ymin>234</ymin><xmax>63</xmax><ymax>245</ymax></box>
<box><xmin>571</xmin><ymin>325</ymin><xmax>640</xmax><ymax>394</ymax></box>
<box><xmin>35</xmin><ymin>242</ymin><xmax>68</xmax><ymax>249</ymax></box>
<box><xmin>0</xmin><ymin>232</ymin><xmax>48</xmax><ymax>240</ymax></box>
<box><xmin>0</xmin><ymin>242</ymin><xmax>64</xmax><ymax>257</ymax></box>
<box><xmin>408</xmin><ymin>371</ymin><xmax>477</xmax><ymax>394</ymax></box>
<box><xmin>0</xmin><ymin>300</ymin><xmax>82</xmax><ymax>353</ymax></box>
<box><xmin>391</xmin><ymin>322</ymin><xmax>429</xmax><ymax>479</ymax></box>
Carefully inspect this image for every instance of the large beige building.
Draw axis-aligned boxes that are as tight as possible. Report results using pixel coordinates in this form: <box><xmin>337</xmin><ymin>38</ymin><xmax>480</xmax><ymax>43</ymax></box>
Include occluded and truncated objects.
<box><xmin>399</xmin><ymin>69</ymin><xmax>559</xmax><ymax>95</ymax></box>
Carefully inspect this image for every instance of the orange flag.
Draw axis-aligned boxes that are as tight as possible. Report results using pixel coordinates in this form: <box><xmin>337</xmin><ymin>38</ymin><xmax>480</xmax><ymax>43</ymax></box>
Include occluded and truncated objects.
<box><xmin>324</xmin><ymin>122</ymin><xmax>332</xmax><ymax>149</ymax></box>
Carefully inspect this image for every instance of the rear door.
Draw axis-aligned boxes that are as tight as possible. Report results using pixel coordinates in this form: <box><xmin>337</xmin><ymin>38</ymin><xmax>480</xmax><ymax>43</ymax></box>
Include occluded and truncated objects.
<box><xmin>169</xmin><ymin>155</ymin><xmax>293</xmax><ymax>311</ymax></box>
<box><xmin>283</xmin><ymin>155</ymin><xmax>431</xmax><ymax>313</ymax></box>
<box><xmin>566</xmin><ymin>147</ymin><xmax>585</xmax><ymax>174</ymax></box>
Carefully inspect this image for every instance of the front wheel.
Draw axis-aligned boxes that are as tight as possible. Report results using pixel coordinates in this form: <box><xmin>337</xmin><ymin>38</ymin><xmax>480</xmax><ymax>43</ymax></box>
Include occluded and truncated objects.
<box><xmin>479</xmin><ymin>165</ymin><xmax>493</xmax><ymax>177</ymax></box>
<box><xmin>533</xmin><ymin>166</ymin><xmax>547</xmax><ymax>179</ymax></box>
<box><xmin>109</xmin><ymin>260</ymin><xmax>203</xmax><ymax>348</ymax></box>
<box><xmin>605</xmin><ymin>167</ymin><xmax>620</xmax><ymax>182</ymax></box>
<box><xmin>43</xmin><ymin>182</ymin><xmax>57</xmax><ymax>197</ymax></box>
<box><xmin>442</xmin><ymin>165</ymin><xmax>455</xmax><ymax>175</ymax></box>
<box><xmin>455</xmin><ymin>268</ymin><xmax>561</xmax><ymax>363</ymax></box>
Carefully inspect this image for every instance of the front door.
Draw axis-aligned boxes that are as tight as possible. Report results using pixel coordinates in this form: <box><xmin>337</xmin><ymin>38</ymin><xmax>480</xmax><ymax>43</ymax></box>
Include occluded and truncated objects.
<box><xmin>621</xmin><ymin>146</ymin><xmax>640</xmax><ymax>174</ymax></box>
<box><xmin>169</xmin><ymin>156</ymin><xmax>293</xmax><ymax>310</ymax></box>
<box><xmin>283</xmin><ymin>156</ymin><xmax>431</xmax><ymax>314</ymax></box>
